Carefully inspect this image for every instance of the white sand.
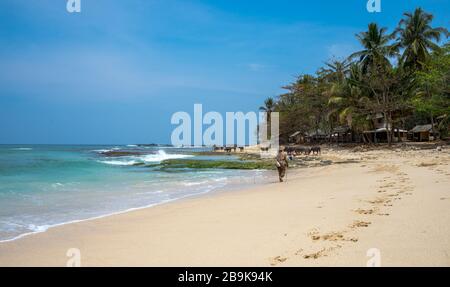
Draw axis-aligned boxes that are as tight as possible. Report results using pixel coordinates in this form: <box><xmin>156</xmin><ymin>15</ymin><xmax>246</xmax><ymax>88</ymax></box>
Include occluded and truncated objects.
<box><xmin>0</xmin><ymin>147</ymin><xmax>449</xmax><ymax>266</ymax></box>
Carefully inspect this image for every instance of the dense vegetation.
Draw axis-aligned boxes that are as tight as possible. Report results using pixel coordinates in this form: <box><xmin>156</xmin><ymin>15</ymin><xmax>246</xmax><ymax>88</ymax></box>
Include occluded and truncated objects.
<box><xmin>261</xmin><ymin>8</ymin><xmax>449</xmax><ymax>144</ymax></box>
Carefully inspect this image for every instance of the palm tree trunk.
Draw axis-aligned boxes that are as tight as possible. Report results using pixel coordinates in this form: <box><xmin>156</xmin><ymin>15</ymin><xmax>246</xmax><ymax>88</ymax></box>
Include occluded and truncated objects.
<box><xmin>430</xmin><ymin>113</ymin><xmax>436</xmax><ymax>141</ymax></box>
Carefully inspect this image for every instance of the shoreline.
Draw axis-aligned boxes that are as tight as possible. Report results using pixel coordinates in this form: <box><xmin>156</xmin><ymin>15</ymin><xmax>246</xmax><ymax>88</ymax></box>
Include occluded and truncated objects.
<box><xmin>0</xmin><ymin>147</ymin><xmax>449</xmax><ymax>266</ymax></box>
<box><xmin>0</xmin><ymin>193</ymin><xmax>210</xmax><ymax>244</ymax></box>
<box><xmin>0</xmin><ymin>169</ymin><xmax>273</xmax><ymax>244</ymax></box>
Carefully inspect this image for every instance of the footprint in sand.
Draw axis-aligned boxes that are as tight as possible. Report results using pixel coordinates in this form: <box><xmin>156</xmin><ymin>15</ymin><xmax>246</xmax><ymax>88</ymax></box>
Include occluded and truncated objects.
<box><xmin>380</xmin><ymin>183</ymin><xmax>395</xmax><ymax>188</ymax></box>
<box><xmin>303</xmin><ymin>245</ymin><xmax>342</xmax><ymax>260</ymax></box>
<box><xmin>303</xmin><ymin>248</ymin><xmax>326</xmax><ymax>259</ymax></box>
<box><xmin>310</xmin><ymin>231</ymin><xmax>358</xmax><ymax>243</ymax></box>
<box><xmin>270</xmin><ymin>256</ymin><xmax>288</xmax><ymax>266</ymax></box>
<box><xmin>354</xmin><ymin>208</ymin><xmax>376</xmax><ymax>215</ymax></box>
<box><xmin>350</xmin><ymin>220</ymin><xmax>371</xmax><ymax>228</ymax></box>
<box><xmin>368</xmin><ymin>198</ymin><xmax>387</xmax><ymax>205</ymax></box>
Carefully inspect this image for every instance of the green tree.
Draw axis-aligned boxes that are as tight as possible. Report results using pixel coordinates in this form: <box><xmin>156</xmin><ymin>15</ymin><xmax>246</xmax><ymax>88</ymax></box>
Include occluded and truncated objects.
<box><xmin>259</xmin><ymin>97</ymin><xmax>276</xmax><ymax>139</ymax></box>
<box><xmin>262</xmin><ymin>8</ymin><xmax>448</xmax><ymax>145</ymax></box>
<box><xmin>328</xmin><ymin>63</ymin><xmax>372</xmax><ymax>141</ymax></box>
<box><xmin>318</xmin><ymin>59</ymin><xmax>351</xmax><ymax>141</ymax></box>
<box><xmin>259</xmin><ymin>97</ymin><xmax>276</xmax><ymax>123</ymax></box>
<box><xmin>349</xmin><ymin>23</ymin><xmax>398</xmax><ymax>73</ymax></box>
<box><xmin>413</xmin><ymin>43</ymin><xmax>450</xmax><ymax>138</ymax></box>
<box><xmin>395</xmin><ymin>8</ymin><xmax>449</xmax><ymax>71</ymax></box>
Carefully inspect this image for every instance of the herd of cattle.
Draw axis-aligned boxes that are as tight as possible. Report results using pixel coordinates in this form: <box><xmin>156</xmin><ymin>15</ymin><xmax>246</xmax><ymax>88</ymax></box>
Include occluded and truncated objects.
<box><xmin>214</xmin><ymin>145</ymin><xmax>321</xmax><ymax>155</ymax></box>
<box><xmin>214</xmin><ymin>146</ymin><xmax>245</xmax><ymax>153</ymax></box>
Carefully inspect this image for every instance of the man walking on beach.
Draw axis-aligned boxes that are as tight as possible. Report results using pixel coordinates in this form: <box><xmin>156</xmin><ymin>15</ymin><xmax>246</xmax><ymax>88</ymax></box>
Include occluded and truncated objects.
<box><xmin>276</xmin><ymin>147</ymin><xmax>289</xmax><ymax>182</ymax></box>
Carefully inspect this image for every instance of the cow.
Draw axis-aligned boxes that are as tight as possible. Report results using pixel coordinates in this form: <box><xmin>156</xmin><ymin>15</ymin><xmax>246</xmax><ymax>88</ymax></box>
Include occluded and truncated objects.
<box><xmin>311</xmin><ymin>146</ymin><xmax>321</xmax><ymax>155</ymax></box>
<box><xmin>295</xmin><ymin>147</ymin><xmax>311</xmax><ymax>155</ymax></box>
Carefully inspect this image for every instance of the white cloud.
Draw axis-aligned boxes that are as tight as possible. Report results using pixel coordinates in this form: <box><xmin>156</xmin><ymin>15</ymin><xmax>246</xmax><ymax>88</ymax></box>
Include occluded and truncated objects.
<box><xmin>246</xmin><ymin>63</ymin><xmax>266</xmax><ymax>72</ymax></box>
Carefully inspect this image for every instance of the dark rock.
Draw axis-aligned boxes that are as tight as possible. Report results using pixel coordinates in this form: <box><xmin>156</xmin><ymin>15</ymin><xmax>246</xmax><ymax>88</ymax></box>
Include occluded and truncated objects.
<box><xmin>100</xmin><ymin>151</ymin><xmax>144</xmax><ymax>157</ymax></box>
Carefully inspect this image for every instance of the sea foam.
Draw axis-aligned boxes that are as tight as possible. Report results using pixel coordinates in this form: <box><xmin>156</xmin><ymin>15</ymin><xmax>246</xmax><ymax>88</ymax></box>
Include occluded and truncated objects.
<box><xmin>99</xmin><ymin>160</ymin><xmax>138</xmax><ymax>166</ymax></box>
<box><xmin>141</xmin><ymin>150</ymin><xmax>193</xmax><ymax>162</ymax></box>
<box><xmin>98</xmin><ymin>150</ymin><xmax>192</xmax><ymax>166</ymax></box>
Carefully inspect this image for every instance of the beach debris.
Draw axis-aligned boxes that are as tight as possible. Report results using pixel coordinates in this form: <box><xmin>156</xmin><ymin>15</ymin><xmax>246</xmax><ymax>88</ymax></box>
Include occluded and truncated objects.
<box><xmin>417</xmin><ymin>161</ymin><xmax>438</xmax><ymax>167</ymax></box>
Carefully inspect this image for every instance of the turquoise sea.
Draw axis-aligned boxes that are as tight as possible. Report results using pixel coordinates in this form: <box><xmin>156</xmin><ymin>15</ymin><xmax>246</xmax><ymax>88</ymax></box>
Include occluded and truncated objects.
<box><xmin>0</xmin><ymin>145</ymin><xmax>269</xmax><ymax>242</ymax></box>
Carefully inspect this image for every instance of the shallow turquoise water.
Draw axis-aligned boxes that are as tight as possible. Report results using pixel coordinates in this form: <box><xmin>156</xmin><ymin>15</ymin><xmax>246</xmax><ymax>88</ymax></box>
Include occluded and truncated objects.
<box><xmin>0</xmin><ymin>145</ymin><xmax>269</xmax><ymax>241</ymax></box>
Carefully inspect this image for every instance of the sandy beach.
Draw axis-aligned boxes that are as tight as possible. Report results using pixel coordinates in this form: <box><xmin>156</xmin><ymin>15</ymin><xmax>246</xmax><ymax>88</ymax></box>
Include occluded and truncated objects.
<box><xmin>0</xmin><ymin>146</ymin><xmax>449</xmax><ymax>267</ymax></box>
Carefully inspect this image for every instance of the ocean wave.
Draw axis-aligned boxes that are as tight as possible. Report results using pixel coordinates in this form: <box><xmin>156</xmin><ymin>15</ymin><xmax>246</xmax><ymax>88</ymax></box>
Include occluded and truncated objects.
<box><xmin>213</xmin><ymin>177</ymin><xmax>228</xmax><ymax>182</ymax></box>
<box><xmin>0</xmin><ymin>188</ymin><xmax>218</xmax><ymax>243</ymax></box>
<box><xmin>141</xmin><ymin>150</ymin><xmax>193</xmax><ymax>162</ymax></box>
<box><xmin>136</xmin><ymin>190</ymin><xmax>164</xmax><ymax>195</ymax></box>
<box><xmin>98</xmin><ymin>160</ymin><xmax>138</xmax><ymax>166</ymax></box>
<box><xmin>183</xmin><ymin>180</ymin><xmax>209</xmax><ymax>186</ymax></box>
<box><xmin>92</xmin><ymin>149</ymin><xmax>112</xmax><ymax>153</ymax></box>
<box><xmin>28</xmin><ymin>224</ymin><xmax>50</xmax><ymax>233</ymax></box>
<box><xmin>97</xmin><ymin>150</ymin><xmax>192</xmax><ymax>166</ymax></box>
<box><xmin>11</xmin><ymin>147</ymin><xmax>33</xmax><ymax>151</ymax></box>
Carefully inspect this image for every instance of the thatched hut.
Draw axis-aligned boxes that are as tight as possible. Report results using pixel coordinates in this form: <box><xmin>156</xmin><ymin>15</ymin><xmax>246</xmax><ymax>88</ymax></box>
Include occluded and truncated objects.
<box><xmin>410</xmin><ymin>124</ymin><xmax>435</xmax><ymax>141</ymax></box>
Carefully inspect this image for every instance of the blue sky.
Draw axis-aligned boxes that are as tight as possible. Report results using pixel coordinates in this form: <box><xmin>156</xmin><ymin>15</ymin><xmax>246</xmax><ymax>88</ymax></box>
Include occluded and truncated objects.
<box><xmin>0</xmin><ymin>0</ymin><xmax>448</xmax><ymax>144</ymax></box>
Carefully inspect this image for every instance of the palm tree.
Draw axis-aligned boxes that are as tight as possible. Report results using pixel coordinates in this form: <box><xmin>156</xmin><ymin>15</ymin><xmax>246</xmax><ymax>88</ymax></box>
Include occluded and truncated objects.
<box><xmin>395</xmin><ymin>8</ymin><xmax>448</xmax><ymax>70</ymax></box>
<box><xmin>321</xmin><ymin>59</ymin><xmax>351</xmax><ymax>84</ymax></box>
<box><xmin>259</xmin><ymin>97</ymin><xmax>276</xmax><ymax>121</ymax></box>
<box><xmin>328</xmin><ymin>63</ymin><xmax>374</xmax><ymax>143</ymax></box>
<box><xmin>349</xmin><ymin>23</ymin><xmax>398</xmax><ymax>73</ymax></box>
<box><xmin>319</xmin><ymin>59</ymin><xmax>351</xmax><ymax>140</ymax></box>
<box><xmin>259</xmin><ymin>97</ymin><xmax>276</xmax><ymax>138</ymax></box>
<box><xmin>328</xmin><ymin>64</ymin><xmax>361</xmax><ymax>127</ymax></box>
